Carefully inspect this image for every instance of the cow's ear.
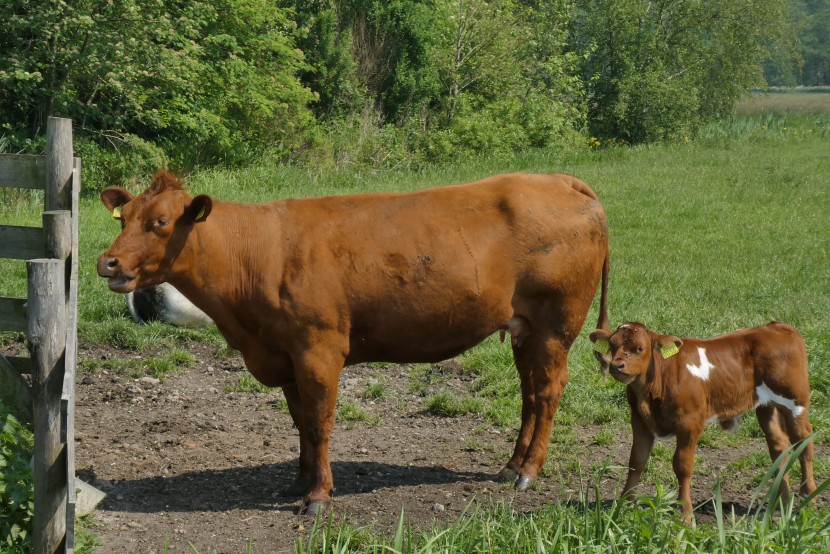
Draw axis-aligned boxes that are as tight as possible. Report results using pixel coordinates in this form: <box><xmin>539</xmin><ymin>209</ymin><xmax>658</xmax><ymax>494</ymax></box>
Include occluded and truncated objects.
<box><xmin>186</xmin><ymin>195</ymin><xmax>213</xmax><ymax>223</ymax></box>
<box><xmin>589</xmin><ymin>328</ymin><xmax>612</xmax><ymax>354</ymax></box>
<box><xmin>655</xmin><ymin>335</ymin><xmax>683</xmax><ymax>359</ymax></box>
<box><xmin>101</xmin><ymin>187</ymin><xmax>133</xmax><ymax>214</ymax></box>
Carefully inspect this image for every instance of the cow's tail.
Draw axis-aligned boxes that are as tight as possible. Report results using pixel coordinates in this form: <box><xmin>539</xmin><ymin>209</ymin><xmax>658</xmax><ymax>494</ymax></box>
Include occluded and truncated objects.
<box><xmin>596</xmin><ymin>249</ymin><xmax>610</xmax><ymax>333</ymax></box>
<box><xmin>566</xmin><ymin>175</ymin><xmax>612</xmax><ymax>375</ymax></box>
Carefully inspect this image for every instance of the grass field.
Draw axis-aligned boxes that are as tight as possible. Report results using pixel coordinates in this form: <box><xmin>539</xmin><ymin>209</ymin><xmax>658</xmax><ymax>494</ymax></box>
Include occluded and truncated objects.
<box><xmin>737</xmin><ymin>88</ymin><xmax>830</xmax><ymax>116</ymax></box>
<box><xmin>2</xmin><ymin>114</ymin><xmax>830</xmax><ymax>551</ymax></box>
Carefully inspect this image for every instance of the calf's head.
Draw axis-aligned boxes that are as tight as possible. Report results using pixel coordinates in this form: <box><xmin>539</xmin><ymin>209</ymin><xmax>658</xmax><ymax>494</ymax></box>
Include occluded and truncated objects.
<box><xmin>589</xmin><ymin>322</ymin><xmax>682</xmax><ymax>384</ymax></box>
<box><xmin>97</xmin><ymin>170</ymin><xmax>212</xmax><ymax>293</ymax></box>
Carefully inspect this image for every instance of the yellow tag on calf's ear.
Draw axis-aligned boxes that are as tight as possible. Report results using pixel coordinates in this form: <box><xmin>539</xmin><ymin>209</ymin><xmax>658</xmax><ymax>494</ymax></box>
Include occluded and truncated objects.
<box><xmin>592</xmin><ymin>337</ymin><xmax>610</xmax><ymax>354</ymax></box>
<box><xmin>112</xmin><ymin>206</ymin><xmax>121</xmax><ymax>219</ymax></box>
<box><xmin>660</xmin><ymin>343</ymin><xmax>680</xmax><ymax>359</ymax></box>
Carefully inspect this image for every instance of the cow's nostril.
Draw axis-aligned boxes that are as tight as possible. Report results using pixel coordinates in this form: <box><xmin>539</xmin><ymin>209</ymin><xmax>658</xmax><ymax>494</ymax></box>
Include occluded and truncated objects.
<box><xmin>107</xmin><ymin>258</ymin><xmax>118</xmax><ymax>269</ymax></box>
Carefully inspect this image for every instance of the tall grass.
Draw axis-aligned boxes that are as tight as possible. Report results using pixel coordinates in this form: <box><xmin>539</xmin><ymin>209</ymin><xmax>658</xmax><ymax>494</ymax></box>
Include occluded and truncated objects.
<box><xmin>297</xmin><ymin>446</ymin><xmax>830</xmax><ymax>553</ymax></box>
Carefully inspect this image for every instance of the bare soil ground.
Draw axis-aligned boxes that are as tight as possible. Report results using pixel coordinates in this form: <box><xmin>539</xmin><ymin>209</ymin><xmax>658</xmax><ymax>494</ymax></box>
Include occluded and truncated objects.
<box><xmin>71</xmin><ymin>341</ymin><xmax>827</xmax><ymax>553</ymax></box>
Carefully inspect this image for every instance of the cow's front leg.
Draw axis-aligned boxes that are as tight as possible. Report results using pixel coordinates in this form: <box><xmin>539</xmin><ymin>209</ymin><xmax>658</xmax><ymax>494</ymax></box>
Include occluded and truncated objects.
<box><xmin>280</xmin><ymin>383</ymin><xmax>313</xmax><ymax>497</ymax></box>
<box><xmin>622</xmin><ymin>405</ymin><xmax>654</xmax><ymax>500</ymax></box>
<box><xmin>293</xmin><ymin>345</ymin><xmax>345</xmax><ymax>515</ymax></box>
<box><xmin>673</xmin><ymin>429</ymin><xmax>700</xmax><ymax>523</ymax></box>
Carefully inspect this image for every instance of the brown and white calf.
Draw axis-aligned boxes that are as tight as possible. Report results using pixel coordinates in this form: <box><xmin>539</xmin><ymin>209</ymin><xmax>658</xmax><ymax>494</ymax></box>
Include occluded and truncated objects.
<box><xmin>589</xmin><ymin>321</ymin><xmax>817</xmax><ymax>520</ymax></box>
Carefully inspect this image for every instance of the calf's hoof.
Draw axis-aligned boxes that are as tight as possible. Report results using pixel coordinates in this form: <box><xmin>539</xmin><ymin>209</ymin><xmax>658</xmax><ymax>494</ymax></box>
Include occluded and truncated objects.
<box><xmin>497</xmin><ymin>466</ymin><xmax>519</xmax><ymax>484</ymax></box>
<box><xmin>515</xmin><ymin>475</ymin><xmax>535</xmax><ymax>491</ymax></box>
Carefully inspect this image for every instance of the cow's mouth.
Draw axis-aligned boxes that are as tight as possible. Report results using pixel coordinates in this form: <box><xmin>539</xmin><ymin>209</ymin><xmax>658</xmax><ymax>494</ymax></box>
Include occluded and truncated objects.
<box><xmin>609</xmin><ymin>367</ymin><xmax>635</xmax><ymax>385</ymax></box>
<box><xmin>107</xmin><ymin>273</ymin><xmax>137</xmax><ymax>293</ymax></box>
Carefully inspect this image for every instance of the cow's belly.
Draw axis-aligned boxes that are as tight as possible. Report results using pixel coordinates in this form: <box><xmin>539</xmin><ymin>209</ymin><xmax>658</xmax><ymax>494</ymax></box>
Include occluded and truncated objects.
<box><xmin>346</xmin><ymin>291</ymin><xmax>512</xmax><ymax>364</ymax></box>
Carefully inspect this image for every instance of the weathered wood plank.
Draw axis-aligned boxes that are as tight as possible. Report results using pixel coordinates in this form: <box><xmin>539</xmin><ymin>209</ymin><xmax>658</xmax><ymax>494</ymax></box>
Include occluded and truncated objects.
<box><xmin>29</xmin><ymin>258</ymin><xmax>68</xmax><ymax>554</ymax></box>
<box><xmin>0</xmin><ymin>352</ymin><xmax>33</xmax><ymax>424</ymax></box>
<box><xmin>6</xmin><ymin>355</ymin><xmax>34</xmax><ymax>375</ymax></box>
<box><xmin>0</xmin><ymin>296</ymin><xmax>27</xmax><ymax>332</ymax></box>
<box><xmin>0</xmin><ymin>154</ymin><xmax>46</xmax><ymax>190</ymax></box>
<box><xmin>46</xmin><ymin>118</ymin><xmax>73</xmax><ymax>211</ymax></box>
<box><xmin>0</xmin><ymin>224</ymin><xmax>46</xmax><ymax>260</ymax></box>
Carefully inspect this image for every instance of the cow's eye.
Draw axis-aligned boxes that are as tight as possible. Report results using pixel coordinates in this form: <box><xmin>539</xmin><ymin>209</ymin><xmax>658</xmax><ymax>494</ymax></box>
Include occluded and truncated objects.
<box><xmin>155</xmin><ymin>218</ymin><xmax>168</xmax><ymax>228</ymax></box>
<box><xmin>636</xmin><ymin>346</ymin><xmax>645</xmax><ymax>353</ymax></box>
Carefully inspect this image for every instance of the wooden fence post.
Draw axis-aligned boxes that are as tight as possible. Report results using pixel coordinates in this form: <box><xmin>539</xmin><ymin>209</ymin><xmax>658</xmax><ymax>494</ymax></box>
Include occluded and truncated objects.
<box><xmin>28</xmin><ymin>258</ymin><xmax>67</xmax><ymax>554</ymax></box>
<box><xmin>46</xmin><ymin>118</ymin><xmax>73</xmax><ymax>211</ymax></box>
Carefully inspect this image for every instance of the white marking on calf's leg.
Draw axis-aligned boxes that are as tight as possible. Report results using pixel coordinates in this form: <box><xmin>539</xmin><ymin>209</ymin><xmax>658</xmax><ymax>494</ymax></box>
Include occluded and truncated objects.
<box><xmin>755</xmin><ymin>383</ymin><xmax>805</xmax><ymax>417</ymax></box>
<box><xmin>686</xmin><ymin>347</ymin><xmax>715</xmax><ymax>380</ymax></box>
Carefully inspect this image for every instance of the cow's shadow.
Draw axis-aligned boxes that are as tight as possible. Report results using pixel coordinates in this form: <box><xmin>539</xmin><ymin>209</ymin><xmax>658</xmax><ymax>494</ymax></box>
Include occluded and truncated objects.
<box><xmin>85</xmin><ymin>460</ymin><xmax>496</xmax><ymax>514</ymax></box>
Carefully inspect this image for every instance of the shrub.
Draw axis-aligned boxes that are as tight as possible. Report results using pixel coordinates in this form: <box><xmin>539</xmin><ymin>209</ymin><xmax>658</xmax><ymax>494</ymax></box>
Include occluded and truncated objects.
<box><xmin>0</xmin><ymin>402</ymin><xmax>34</xmax><ymax>553</ymax></box>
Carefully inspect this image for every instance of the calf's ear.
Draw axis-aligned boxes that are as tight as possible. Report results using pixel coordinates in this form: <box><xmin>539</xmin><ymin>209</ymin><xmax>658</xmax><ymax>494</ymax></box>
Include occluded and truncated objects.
<box><xmin>101</xmin><ymin>187</ymin><xmax>134</xmax><ymax>213</ymax></box>
<box><xmin>655</xmin><ymin>335</ymin><xmax>683</xmax><ymax>359</ymax></box>
<box><xmin>186</xmin><ymin>195</ymin><xmax>213</xmax><ymax>223</ymax></box>
<box><xmin>589</xmin><ymin>329</ymin><xmax>612</xmax><ymax>353</ymax></box>
<box><xmin>589</xmin><ymin>329</ymin><xmax>612</xmax><ymax>377</ymax></box>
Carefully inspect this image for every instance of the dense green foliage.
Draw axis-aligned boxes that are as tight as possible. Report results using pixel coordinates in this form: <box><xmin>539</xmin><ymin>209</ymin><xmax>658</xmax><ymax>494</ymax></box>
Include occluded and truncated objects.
<box><xmin>0</xmin><ymin>0</ymin><xmax>804</xmax><ymax>191</ymax></box>
<box><xmin>0</xmin><ymin>403</ymin><xmax>34</xmax><ymax>553</ymax></box>
<box><xmin>766</xmin><ymin>0</ymin><xmax>830</xmax><ymax>86</ymax></box>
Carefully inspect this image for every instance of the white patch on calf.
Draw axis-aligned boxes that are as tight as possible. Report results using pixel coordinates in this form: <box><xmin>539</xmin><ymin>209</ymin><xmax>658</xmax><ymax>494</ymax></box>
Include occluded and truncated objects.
<box><xmin>686</xmin><ymin>347</ymin><xmax>715</xmax><ymax>380</ymax></box>
<box><xmin>754</xmin><ymin>383</ymin><xmax>806</xmax><ymax>417</ymax></box>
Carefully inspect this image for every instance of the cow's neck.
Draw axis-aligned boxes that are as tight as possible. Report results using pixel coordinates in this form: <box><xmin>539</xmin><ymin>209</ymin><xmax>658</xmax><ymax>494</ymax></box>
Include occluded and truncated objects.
<box><xmin>167</xmin><ymin>200</ymin><xmax>286</xmax><ymax>344</ymax></box>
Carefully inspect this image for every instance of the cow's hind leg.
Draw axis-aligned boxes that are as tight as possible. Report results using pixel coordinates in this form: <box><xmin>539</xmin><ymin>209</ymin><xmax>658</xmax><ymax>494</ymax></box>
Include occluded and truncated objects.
<box><xmin>779</xmin><ymin>407</ymin><xmax>817</xmax><ymax>498</ymax></box>
<box><xmin>508</xmin><ymin>333</ymin><xmax>570</xmax><ymax>490</ymax></box>
<box><xmin>280</xmin><ymin>383</ymin><xmax>313</xmax><ymax>497</ymax></box>
<box><xmin>499</xmin><ymin>361</ymin><xmax>534</xmax><ymax>483</ymax></box>
<box><xmin>756</xmin><ymin>404</ymin><xmax>794</xmax><ymax>506</ymax></box>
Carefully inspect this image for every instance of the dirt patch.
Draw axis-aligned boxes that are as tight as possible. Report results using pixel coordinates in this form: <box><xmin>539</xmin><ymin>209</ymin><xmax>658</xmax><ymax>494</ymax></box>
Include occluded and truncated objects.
<box><xmin>72</xmin><ymin>341</ymin><xmax>826</xmax><ymax>553</ymax></box>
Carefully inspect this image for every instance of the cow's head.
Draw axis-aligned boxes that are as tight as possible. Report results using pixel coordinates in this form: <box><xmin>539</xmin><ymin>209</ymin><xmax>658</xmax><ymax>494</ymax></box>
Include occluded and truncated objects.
<box><xmin>589</xmin><ymin>322</ymin><xmax>683</xmax><ymax>384</ymax></box>
<box><xmin>97</xmin><ymin>170</ymin><xmax>212</xmax><ymax>293</ymax></box>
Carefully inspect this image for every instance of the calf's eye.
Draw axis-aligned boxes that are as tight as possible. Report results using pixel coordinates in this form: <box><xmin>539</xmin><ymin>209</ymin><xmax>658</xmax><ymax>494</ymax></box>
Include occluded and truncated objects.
<box><xmin>636</xmin><ymin>346</ymin><xmax>645</xmax><ymax>353</ymax></box>
<box><xmin>155</xmin><ymin>218</ymin><xmax>168</xmax><ymax>228</ymax></box>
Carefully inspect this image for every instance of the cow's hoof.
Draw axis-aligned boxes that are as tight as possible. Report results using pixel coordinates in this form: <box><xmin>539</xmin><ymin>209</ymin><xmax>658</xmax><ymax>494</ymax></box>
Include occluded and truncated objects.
<box><xmin>497</xmin><ymin>466</ymin><xmax>519</xmax><ymax>483</ymax></box>
<box><xmin>300</xmin><ymin>499</ymin><xmax>331</xmax><ymax>517</ymax></box>
<box><xmin>279</xmin><ymin>481</ymin><xmax>309</xmax><ymax>497</ymax></box>
<box><xmin>515</xmin><ymin>475</ymin><xmax>535</xmax><ymax>491</ymax></box>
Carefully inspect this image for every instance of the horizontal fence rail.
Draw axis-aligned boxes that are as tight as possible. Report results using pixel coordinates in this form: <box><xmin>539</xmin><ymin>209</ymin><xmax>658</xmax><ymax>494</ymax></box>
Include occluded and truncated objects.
<box><xmin>0</xmin><ymin>154</ymin><xmax>47</xmax><ymax>189</ymax></box>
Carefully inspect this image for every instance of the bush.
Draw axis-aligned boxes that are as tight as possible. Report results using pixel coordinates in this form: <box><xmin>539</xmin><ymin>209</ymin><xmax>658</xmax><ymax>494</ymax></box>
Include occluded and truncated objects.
<box><xmin>0</xmin><ymin>403</ymin><xmax>34</xmax><ymax>553</ymax></box>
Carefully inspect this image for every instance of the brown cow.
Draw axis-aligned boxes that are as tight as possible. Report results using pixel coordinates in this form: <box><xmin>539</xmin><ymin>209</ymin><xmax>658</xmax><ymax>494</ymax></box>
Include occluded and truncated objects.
<box><xmin>98</xmin><ymin>170</ymin><xmax>610</xmax><ymax>514</ymax></box>
<box><xmin>589</xmin><ymin>321</ymin><xmax>817</xmax><ymax>521</ymax></box>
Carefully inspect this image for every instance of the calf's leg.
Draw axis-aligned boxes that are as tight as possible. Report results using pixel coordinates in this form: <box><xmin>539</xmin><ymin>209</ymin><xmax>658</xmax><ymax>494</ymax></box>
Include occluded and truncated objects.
<box><xmin>756</xmin><ymin>405</ymin><xmax>793</xmax><ymax>506</ymax></box>
<box><xmin>780</xmin><ymin>409</ymin><xmax>817</xmax><ymax>498</ymax></box>
<box><xmin>621</xmin><ymin>404</ymin><xmax>655</xmax><ymax>500</ymax></box>
<box><xmin>673</xmin><ymin>428</ymin><xmax>701</xmax><ymax>523</ymax></box>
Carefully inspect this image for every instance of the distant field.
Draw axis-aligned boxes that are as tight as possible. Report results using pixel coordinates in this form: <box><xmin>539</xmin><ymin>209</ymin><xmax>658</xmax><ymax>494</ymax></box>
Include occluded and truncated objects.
<box><xmin>737</xmin><ymin>88</ymin><xmax>830</xmax><ymax>115</ymax></box>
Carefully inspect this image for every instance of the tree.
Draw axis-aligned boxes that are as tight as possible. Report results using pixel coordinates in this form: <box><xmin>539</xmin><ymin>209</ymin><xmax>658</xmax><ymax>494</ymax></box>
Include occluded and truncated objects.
<box><xmin>572</xmin><ymin>0</ymin><xmax>792</xmax><ymax>142</ymax></box>
<box><xmin>0</xmin><ymin>0</ymin><xmax>313</xmax><ymax>167</ymax></box>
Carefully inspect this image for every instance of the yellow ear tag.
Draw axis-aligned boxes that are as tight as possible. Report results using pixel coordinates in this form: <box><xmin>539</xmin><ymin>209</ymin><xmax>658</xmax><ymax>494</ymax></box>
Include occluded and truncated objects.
<box><xmin>593</xmin><ymin>337</ymin><xmax>610</xmax><ymax>354</ymax></box>
<box><xmin>195</xmin><ymin>206</ymin><xmax>206</xmax><ymax>220</ymax></box>
<box><xmin>660</xmin><ymin>344</ymin><xmax>680</xmax><ymax>359</ymax></box>
<box><xmin>112</xmin><ymin>206</ymin><xmax>121</xmax><ymax>219</ymax></box>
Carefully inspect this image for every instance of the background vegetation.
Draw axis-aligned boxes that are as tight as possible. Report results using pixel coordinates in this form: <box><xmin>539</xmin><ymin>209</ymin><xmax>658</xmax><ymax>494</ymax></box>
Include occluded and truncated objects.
<box><xmin>2</xmin><ymin>0</ymin><xmax>822</xmax><ymax>191</ymax></box>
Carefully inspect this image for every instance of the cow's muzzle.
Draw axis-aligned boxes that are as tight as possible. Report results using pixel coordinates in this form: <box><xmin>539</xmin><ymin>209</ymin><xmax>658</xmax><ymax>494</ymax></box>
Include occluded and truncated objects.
<box><xmin>97</xmin><ymin>255</ymin><xmax>137</xmax><ymax>293</ymax></box>
<box><xmin>609</xmin><ymin>363</ymin><xmax>635</xmax><ymax>384</ymax></box>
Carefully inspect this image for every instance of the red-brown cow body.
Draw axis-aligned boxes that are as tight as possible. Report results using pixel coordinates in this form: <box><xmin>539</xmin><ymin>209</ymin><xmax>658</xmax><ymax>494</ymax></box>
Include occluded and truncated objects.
<box><xmin>590</xmin><ymin>322</ymin><xmax>817</xmax><ymax>520</ymax></box>
<box><xmin>98</xmin><ymin>171</ymin><xmax>610</xmax><ymax>514</ymax></box>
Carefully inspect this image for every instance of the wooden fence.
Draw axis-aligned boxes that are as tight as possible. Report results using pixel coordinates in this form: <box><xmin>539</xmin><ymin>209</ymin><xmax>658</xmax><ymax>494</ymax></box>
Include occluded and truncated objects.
<box><xmin>0</xmin><ymin>118</ymin><xmax>102</xmax><ymax>554</ymax></box>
